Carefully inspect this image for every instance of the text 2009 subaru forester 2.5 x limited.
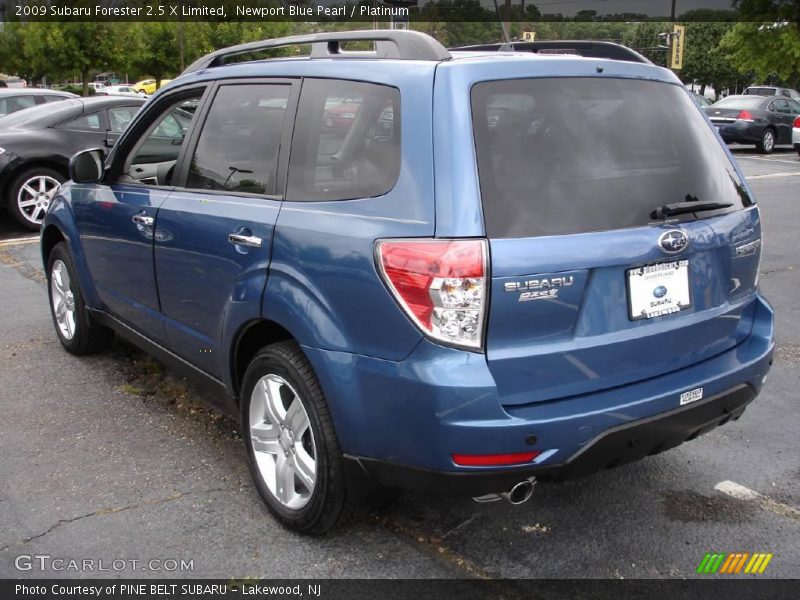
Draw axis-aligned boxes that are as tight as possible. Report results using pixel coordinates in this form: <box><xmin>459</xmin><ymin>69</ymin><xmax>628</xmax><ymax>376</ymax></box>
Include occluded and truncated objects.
<box><xmin>42</xmin><ymin>31</ymin><xmax>774</xmax><ymax>534</ymax></box>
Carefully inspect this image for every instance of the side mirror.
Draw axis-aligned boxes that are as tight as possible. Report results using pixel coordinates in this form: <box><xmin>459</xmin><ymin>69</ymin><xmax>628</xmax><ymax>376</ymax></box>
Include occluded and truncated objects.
<box><xmin>69</xmin><ymin>148</ymin><xmax>105</xmax><ymax>183</ymax></box>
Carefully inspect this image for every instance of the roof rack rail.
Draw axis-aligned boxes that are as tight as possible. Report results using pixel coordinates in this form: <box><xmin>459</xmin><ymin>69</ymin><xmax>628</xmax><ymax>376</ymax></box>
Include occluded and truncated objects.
<box><xmin>183</xmin><ymin>30</ymin><xmax>452</xmax><ymax>75</ymax></box>
<box><xmin>449</xmin><ymin>40</ymin><xmax>651</xmax><ymax>65</ymax></box>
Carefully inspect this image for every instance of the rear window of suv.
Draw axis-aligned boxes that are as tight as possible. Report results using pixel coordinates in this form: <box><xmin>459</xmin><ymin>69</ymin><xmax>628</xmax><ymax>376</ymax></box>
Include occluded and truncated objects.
<box><xmin>472</xmin><ymin>77</ymin><xmax>752</xmax><ymax>239</ymax></box>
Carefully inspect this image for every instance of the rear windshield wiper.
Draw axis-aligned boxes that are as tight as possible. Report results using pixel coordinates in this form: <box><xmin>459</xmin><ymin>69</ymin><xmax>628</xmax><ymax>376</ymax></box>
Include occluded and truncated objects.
<box><xmin>651</xmin><ymin>201</ymin><xmax>733</xmax><ymax>219</ymax></box>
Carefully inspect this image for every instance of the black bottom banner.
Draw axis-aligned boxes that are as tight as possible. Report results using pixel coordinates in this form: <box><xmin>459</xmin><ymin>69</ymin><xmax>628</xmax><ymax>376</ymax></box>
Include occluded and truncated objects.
<box><xmin>3</xmin><ymin>579</ymin><xmax>800</xmax><ymax>600</ymax></box>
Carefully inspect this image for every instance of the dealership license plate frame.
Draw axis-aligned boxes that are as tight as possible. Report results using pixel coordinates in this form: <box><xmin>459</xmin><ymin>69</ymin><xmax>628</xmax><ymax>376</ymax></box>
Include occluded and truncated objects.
<box><xmin>626</xmin><ymin>259</ymin><xmax>692</xmax><ymax>321</ymax></box>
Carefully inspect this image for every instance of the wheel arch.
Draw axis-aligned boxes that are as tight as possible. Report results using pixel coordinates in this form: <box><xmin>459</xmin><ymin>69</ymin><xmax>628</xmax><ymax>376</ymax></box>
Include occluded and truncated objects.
<box><xmin>41</xmin><ymin>224</ymin><xmax>66</xmax><ymax>266</ymax></box>
<box><xmin>230</xmin><ymin>319</ymin><xmax>294</xmax><ymax>399</ymax></box>
<box><xmin>40</xmin><ymin>206</ymin><xmax>102</xmax><ymax>309</ymax></box>
<box><xmin>8</xmin><ymin>158</ymin><xmax>69</xmax><ymax>187</ymax></box>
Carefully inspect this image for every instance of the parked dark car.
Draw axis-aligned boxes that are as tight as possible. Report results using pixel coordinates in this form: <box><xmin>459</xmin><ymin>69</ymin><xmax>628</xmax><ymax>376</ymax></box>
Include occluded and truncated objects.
<box><xmin>743</xmin><ymin>86</ymin><xmax>800</xmax><ymax>101</ymax></box>
<box><xmin>0</xmin><ymin>88</ymin><xmax>78</xmax><ymax>118</ymax></box>
<box><xmin>0</xmin><ymin>96</ymin><xmax>144</xmax><ymax>229</ymax></box>
<box><xmin>704</xmin><ymin>94</ymin><xmax>800</xmax><ymax>153</ymax></box>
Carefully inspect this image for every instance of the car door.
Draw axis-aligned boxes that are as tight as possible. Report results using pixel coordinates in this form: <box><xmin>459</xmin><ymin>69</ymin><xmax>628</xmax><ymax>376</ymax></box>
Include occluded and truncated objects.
<box><xmin>153</xmin><ymin>80</ymin><xmax>297</xmax><ymax>377</ymax></box>
<box><xmin>73</xmin><ymin>88</ymin><xmax>207</xmax><ymax>342</ymax></box>
<box><xmin>771</xmin><ymin>99</ymin><xmax>794</xmax><ymax>143</ymax></box>
<box><xmin>52</xmin><ymin>110</ymin><xmax>110</xmax><ymax>155</ymax></box>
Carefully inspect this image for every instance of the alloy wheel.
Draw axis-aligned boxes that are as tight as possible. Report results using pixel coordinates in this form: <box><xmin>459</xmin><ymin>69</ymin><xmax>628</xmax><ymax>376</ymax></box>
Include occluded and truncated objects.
<box><xmin>17</xmin><ymin>174</ymin><xmax>60</xmax><ymax>225</ymax></box>
<box><xmin>248</xmin><ymin>374</ymin><xmax>317</xmax><ymax>510</ymax></box>
<box><xmin>50</xmin><ymin>259</ymin><xmax>76</xmax><ymax>340</ymax></box>
<box><xmin>763</xmin><ymin>130</ymin><xmax>775</xmax><ymax>153</ymax></box>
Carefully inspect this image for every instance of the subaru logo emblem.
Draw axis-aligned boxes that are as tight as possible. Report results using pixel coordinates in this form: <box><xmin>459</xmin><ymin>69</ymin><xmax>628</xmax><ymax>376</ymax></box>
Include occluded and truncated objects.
<box><xmin>658</xmin><ymin>230</ymin><xmax>689</xmax><ymax>254</ymax></box>
<box><xmin>653</xmin><ymin>285</ymin><xmax>668</xmax><ymax>298</ymax></box>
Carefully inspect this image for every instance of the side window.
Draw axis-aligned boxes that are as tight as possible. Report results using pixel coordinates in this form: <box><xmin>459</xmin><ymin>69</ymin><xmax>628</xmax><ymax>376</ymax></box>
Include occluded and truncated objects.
<box><xmin>0</xmin><ymin>95</ymin><xmax>36</xmax><ymax>116</ymax></box>
<box><xmin>186</xmin><ymin>84</ymin><xmax>290</xmax><ymax>195</ymax></box>
<box><xmin>120</xmin><ymin>92</ymin><xmax>202</xmax><ymax>186</ymax></box>
<box><xmin>44</xmin><ymin>95</ymin><xmax>69</xmax><ymax>103</ymax></box>
<box><xmin>286</xmin><ymin>79</ymin><xmax>400</xmax><ymax>201</ymax></box>
<box><xmin>58</xmin><ymin>112</ymin><xmax>103</xmax><ymax>131</ymax></box>
<box><xmin>108</xmin><ymin>106</ymin><xmax>140</xmax><ymax>133</ymax></box>
<box><xmin>774</xmin><ymin>99</ymin><xmax>791</xmax><ymax>114</ymax></box>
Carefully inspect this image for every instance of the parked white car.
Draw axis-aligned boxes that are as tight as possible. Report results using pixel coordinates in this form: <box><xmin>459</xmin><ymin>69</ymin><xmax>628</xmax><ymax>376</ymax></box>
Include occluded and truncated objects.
<box><xmin>98</xmin><ymin>85</ymin><xmax>147</xmax><ymax>99</ymax></box>
<box><xmin>793</xmin><ymin>115</ymin><xmax>800</xmax><ymax>156</ymax></box>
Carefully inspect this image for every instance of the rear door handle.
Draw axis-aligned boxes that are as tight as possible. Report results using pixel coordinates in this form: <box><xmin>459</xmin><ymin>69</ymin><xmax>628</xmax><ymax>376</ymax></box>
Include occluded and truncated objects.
<box><xmin>132</xmin><ymin>214</ymin><xmax>154</xmax><ymax>226</ymax></box>
<box><xmin>228</xmin><ymin>233</ymin><xmax>262</xmax><ymax>248</ymax></box>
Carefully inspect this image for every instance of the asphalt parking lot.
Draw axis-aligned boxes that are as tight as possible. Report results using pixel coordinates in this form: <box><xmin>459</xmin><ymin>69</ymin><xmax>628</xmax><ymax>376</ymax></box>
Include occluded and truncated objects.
<box><xmin>0</xmin><ymin>148</ymin><xmax>798</xmax><ymax>582</ymax></box>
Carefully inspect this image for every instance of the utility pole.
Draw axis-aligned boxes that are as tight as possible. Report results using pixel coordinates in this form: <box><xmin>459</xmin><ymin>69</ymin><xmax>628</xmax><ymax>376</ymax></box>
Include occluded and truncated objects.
<box><xmin>492</xmin><ymin>0</ymin><xmax>511</xmax><ymax>44</ymax></box>
<box><xmin>178</xmin><ymin>19</ymin><xmax>185</xmax><ymax>72</ymax></box>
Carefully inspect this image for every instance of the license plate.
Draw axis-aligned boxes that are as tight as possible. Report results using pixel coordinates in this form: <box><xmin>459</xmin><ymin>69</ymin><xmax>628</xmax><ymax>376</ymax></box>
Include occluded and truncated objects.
<box><xmin>627</xmin><ymin>260</ymin><xmax>691</xmax><ymax>320</ymax></box>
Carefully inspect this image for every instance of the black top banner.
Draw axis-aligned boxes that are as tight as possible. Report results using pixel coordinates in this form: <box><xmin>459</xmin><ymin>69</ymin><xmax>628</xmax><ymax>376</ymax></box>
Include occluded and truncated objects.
<box><xmin>1</xmin><ymin>0</ymin><xmax>798</xmax><ymax>23</ymax></box>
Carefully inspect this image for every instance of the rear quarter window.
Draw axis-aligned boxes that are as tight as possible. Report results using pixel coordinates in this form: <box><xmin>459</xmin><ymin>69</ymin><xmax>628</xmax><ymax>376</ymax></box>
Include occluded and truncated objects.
<box><xmin>286</xmin><ymin>79</ymin><xmax>400</xmax><ymax>202</ymax></box>
<box><xmin>472</xmin><ymin>77</ymin><xmax>752</xmax><ymax>239</ymax></box>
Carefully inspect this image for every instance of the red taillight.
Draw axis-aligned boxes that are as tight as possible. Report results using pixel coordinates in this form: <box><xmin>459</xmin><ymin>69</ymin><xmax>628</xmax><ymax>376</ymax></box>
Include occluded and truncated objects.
<box><xmin>737</xmin><ymin>110</ymin><xmax>755</xmax><ymax>122</ymax></box>
<box><xmin>794</xmin><ymin>116</ymin><xmax>800</xmax><ymax>128</ymax></box>
<box><xmin>452</xmin><ymin>451</ymin><xmax>541</xmax><ymax>467</ymax></box>
<box><xmin>376</xmin><ymin>239</ymin><xmax>487</xmax><ymax>350</ymax></box>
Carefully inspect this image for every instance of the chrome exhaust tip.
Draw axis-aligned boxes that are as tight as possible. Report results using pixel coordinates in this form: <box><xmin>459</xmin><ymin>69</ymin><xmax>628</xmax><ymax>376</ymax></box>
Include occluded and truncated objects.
<box><xmin>473</xmin><ymin>477</ymin><xmax>536</xmax><ymax>505</ymax></box>
<box><xmin>503</xmin><ymin>478</ymin><xmax>535</xmax><ymax>505</ymax></box>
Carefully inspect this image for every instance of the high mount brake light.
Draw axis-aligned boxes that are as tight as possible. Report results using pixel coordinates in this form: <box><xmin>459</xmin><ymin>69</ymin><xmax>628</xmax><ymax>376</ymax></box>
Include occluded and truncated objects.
<box><xmin>376</xmin><ymin>239</ymin><xmax>488</xmax><ymax>350</ymax></box>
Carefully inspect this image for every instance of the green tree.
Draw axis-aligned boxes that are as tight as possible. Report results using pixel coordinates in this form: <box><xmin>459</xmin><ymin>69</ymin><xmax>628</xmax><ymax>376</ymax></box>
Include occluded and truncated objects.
<box><xmin>128</xmin><ymin>22</ymin><xmax>181</xmax><ymax>89</ymax></box>
<box><xmin>24</xmin><ymin>22</ymin><xmax>125</xmax><ymax>94</ymax></box>
<box><xmin>680</xmin><ymin>22</ymin><xmax>741</xmax><ymax>98</ymax></box>
<box><xmin>722</xmin><ymin>22</ymin><xmax>800</xmax><ymax>88</ymax></box>
<box><xmin>621</xmin><ymin>22</ymin><xmax>671</xmax><ymax>67</ymax></box>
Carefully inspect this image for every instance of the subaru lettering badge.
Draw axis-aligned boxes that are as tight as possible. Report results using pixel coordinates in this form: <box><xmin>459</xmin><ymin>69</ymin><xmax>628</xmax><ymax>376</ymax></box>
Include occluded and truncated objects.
<box><xmin>653</xmin><ymin>285</ymin><xmax>668</xmax><ymax>298</ymax></box>
<box><xmin>658</xmin><ymin>230</ymin><xmax>689</xmax><ymax>254</ymax></box>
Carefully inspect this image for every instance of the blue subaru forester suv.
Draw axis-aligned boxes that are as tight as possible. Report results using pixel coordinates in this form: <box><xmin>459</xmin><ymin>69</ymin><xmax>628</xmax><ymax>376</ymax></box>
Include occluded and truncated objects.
<box><xmin>42</xmin><ymin>31</ymin><xmax>774</xmax><ymax>534</ymax></box>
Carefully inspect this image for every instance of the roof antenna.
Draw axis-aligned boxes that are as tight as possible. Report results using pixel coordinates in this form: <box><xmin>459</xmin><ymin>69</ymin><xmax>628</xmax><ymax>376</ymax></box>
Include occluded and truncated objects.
<box><xmin>492</xmin><ymin>0</ymin><xmax>513</xmax><ymax>50</ymax></box>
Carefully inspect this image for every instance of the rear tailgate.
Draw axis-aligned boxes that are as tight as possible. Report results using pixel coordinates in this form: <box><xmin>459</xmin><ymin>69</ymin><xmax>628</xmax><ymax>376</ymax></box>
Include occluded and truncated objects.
<box><xmin>471</xmin><ymin>77</ymin><xmax>761</xmax><ymax>406</ymax></box>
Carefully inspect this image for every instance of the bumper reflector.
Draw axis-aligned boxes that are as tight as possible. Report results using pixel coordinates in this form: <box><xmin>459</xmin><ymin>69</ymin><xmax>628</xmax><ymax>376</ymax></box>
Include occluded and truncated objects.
<box><xmin>452</xmin><ymin>451</ymin><xmax>541</xmax><ymax>467</ymax></box>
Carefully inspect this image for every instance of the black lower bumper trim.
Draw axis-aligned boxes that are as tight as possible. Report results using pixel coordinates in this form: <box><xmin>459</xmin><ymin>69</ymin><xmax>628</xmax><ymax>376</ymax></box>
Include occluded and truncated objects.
<box><xmin>345</xmin><ymin>384</ymin><xmax>756</xmax><ymax>497</ymax></box>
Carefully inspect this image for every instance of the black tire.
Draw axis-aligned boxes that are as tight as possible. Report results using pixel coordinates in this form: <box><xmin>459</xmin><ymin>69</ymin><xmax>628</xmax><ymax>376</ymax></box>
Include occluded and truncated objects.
<box><xmin>8</xmin><ymin>167</ymin><xmax>65</xmax><ymax>231</ymax></box>
<box><xmin>240</xmin><ymin>340</ymin><xmax>364</xmax><ymax>535</ymax></box>
<box><xmin>46</xmin><ymin>242</ymin><xmax>113</xmax><ymax>355</ymax></box>
<box><xmin>755</xmin><ymin>128</ymin><xmax>776</xmax><ymax>154</ymax></box>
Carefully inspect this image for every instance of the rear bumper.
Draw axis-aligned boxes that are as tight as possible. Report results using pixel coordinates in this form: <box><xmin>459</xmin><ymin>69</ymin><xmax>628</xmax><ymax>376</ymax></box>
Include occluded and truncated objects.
<box><xmin>303</xmin><ymin>294</ymin><xmax>774</xmax><ymax>495</ymax></box>
<box><xmin>714</xmin><ymin>121</ymin><xmax>763</xmax><ymax>144</ymax></box>
<box><xmin>346</xmin><ymin>383</ymin><xmax>756</xmax><ymax>496</ymax></box>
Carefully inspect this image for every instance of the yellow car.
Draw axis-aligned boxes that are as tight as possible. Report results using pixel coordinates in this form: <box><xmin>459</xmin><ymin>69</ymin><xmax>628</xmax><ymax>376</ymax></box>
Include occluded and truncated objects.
<box><xmin>133</xmin><ymin>79</ymin><xmax>172</xmax><ymax>95</ymax></box>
